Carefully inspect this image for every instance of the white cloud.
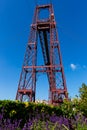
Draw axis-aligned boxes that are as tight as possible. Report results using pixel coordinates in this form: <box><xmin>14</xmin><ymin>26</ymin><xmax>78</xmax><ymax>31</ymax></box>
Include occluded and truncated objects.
<box><xmin>70</xmin><ymin>63</ymin><xmax>77</xmax><ymax>70</ymax></box>
<box><xmin>70</xmin><ymin>64</ymin><xmax>87</xmax><ymax>71</ymax></box>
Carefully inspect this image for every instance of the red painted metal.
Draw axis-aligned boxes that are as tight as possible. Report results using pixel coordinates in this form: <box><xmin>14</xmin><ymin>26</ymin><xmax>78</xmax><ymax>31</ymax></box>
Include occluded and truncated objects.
<box><xmin>16</xmin><ymin>3</ymin><xmax>68</xmax><ymax>104</ymax></box>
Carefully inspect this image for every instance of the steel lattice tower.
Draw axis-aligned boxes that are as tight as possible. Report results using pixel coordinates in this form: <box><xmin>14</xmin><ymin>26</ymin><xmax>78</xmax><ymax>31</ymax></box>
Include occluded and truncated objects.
<box><xmin>16</xmin><ymin>3</ymin><xmax>68</xmax><ymax>104</ymax></box>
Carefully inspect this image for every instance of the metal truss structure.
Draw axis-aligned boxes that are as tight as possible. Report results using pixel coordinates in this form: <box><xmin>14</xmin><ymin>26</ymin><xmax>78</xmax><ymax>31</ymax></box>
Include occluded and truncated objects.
<box><xmin>16</xmin><ymin>3</ymin><xmax>68</xmax><ymax>105</ymax></box>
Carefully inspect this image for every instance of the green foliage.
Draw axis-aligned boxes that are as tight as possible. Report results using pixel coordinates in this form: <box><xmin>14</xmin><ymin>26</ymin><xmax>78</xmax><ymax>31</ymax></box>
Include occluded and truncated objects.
<box><xmin>0</xmin><ymin>83</ymin><xmax>87</xmax><ymax>129</ymax></box>
<box><xmin>0</xmin><ymin>99</ymin><xmax>87</xmax><ymax>129</ymax></box>
<box><xmin>0</xmin><ymin>100</ymin><xmax>62</xmax><ymax>123</ymax></box>
<box><xmin>61</xmin><ymin>99</ymin><xmax>77</xmax><ymax>118</ymax></box>
<box><xmin>60</xmin><ymin>83</ymin><xmax>87</xmax><ymax>117</ymax></box>
<box><xmin>31</xmin><ymin>120</ymin><xmax>69</xmax><ymax>130</ymax></box>
<box><xmin>62</xmin><ymin>124</ymin><xmax>69</xmax><ymax>130</ymax></box>
<box><xmin>0</xmin><ymin>98</ymin><xmax>83</xmax><ymax>121</ymax></box>
<box><xmin>79</xmin><ymin>83</ymin><xmax>87</xmax><ymax>101</ymax></box>
<box><xmin>79</xmin><ymin>83</ymin><xmax>87</xmax><ymax>116</ymax></box>
<box><xmin>76</xmin><ymin>124</ymin><xmax>87</xmax><ymax>130</ymax></box>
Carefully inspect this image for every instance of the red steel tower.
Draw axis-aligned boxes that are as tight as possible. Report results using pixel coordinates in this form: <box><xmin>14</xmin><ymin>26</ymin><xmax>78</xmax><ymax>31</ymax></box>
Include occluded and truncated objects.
<box><xmin>16</xmin><ymin>3</ymin><xmax>68</xmax><ymax>104</ymax></box>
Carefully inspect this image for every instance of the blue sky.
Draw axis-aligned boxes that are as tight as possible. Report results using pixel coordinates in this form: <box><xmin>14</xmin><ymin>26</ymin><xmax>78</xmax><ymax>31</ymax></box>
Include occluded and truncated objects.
<box><xmin>0</xmin><ymin>0</ymin><xmax>87</xmax><ymax>100</ymax></box>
